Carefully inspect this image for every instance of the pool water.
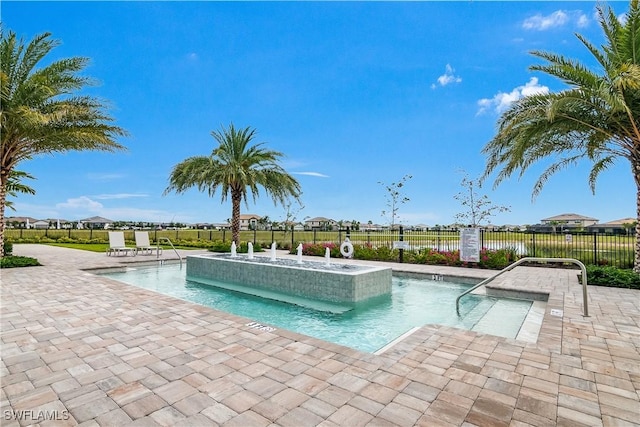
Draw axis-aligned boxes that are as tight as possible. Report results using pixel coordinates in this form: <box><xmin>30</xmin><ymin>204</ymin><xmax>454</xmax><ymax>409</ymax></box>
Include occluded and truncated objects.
<box><xmin>103</xmin><ymin>265</ymin><xmax>532</xmax><ymax>353</ymax></box>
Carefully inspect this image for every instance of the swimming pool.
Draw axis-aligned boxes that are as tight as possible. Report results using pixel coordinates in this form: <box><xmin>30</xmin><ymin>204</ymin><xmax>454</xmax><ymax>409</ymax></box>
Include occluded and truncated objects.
<box><xmin>102</xmin><ymin>264</ymin><xmax>534</xmax><ymax>353</ymax></box>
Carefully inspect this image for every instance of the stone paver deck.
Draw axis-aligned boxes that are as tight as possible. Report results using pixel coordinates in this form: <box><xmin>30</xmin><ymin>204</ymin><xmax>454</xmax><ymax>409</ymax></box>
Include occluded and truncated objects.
<box><xmin>1</xmin><ymin>244</ymin><xmax>639</xmax><ymax>426</ymax></box>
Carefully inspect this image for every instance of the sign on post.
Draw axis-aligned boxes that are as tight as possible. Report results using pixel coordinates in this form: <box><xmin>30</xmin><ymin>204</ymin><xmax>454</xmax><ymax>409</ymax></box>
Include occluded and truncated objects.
<box><xmin>393</xmin><ymin>241</ymin><xmax>410</xmax><ymax>250</ymax></box>
<box><xmin>460</xmin><ymin>228</ymin><xmax>480</xmax><ymax>262</ymax></box>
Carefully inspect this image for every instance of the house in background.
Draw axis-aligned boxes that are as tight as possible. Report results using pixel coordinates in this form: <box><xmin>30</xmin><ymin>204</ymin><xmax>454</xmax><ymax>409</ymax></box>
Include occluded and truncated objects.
<box><xmin>32</xmin><ymin>220</ymin><xmax>50</xmax><ymax>229</ymax></box>
<box><xmin>587</xmin><ymin>217</ymin><xmax>637</xmax><ymax>235</ymax></box>
<box><xmin>239</xmin><ymin>214</ymin><xmax>261</xmax><ymax>230</ymax></box>
<box><xmin>79</xmin><ymin>216</ymin><xmax>114</xmax><ymax>230</ymax></box>
<box><xmin>304</xmin><ymin>217</ymin><xmax>338</xmax><ymax>230</ymax></box>
<box><xmin>4</xmin><ymin>216</ymin><xmax>38</xmax><ymax>228</ymax></box>
<box><xmin>530</xmin><ymin>213</ymin><xmax>599</xmax><ymax>232</ymax></box>
<box><xmin>542</xmin><ymin>213</ymin><xmax>599</xmax><ymax>227</ymax></box>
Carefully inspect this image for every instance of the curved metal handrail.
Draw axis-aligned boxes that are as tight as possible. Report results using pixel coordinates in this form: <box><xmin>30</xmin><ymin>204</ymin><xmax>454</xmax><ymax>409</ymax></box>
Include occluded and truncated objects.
<box><xmin>157</xmin><ymin>237</ymin><xmax>183</xmax><ymax>268</ymax></box>
<box><xmin>455</xmin><ymin>257</ymin><xmax>588</xmax><ymax>317</ymax></box>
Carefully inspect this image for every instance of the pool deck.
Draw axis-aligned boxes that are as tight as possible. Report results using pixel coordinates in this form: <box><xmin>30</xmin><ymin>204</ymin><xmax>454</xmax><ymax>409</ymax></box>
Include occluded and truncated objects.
<box><xmin>1</xmin><ymin>245</ymin><xmax>639</xmax><ymax>426</ymax></box>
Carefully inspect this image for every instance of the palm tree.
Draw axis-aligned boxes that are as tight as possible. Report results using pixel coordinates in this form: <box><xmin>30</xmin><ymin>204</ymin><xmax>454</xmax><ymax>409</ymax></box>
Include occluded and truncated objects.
<box><xmin>164</xmin><ymin>123</ymin><xmax>301</xmax><ymax>244</ymax></box>
<box><xmin>5</xmin><ymin>170</ymin><xmax>36</xmax><ymax>211</ymax></box>
<box><xmin>0</xmin><ymin>30</ymin><xmax>127</xmax><ymax>256</ymax></box>
<box><xmin>481</xmin><ymin>1</ymin><xmax>640</xmax><ymax>273</ymax></box>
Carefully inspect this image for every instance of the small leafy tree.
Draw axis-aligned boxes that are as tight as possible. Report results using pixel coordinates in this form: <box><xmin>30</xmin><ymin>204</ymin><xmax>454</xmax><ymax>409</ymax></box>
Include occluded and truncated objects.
<box><xmin>280</xmin><ymin>197</ymin><xmax>305</xmax><ymax>237</ymax></box>
<box><xmin>379</xmin><ymin>174</ymin><xmax>412</xmax><ymax>228</ymax></box>
<box><xmin>454</xmin><ymin>173</ymin><xmax>510</xmax><ymax>227</ymax></box>
<box><xmin>548</xmin><ymin>220</ymin><xmax>561</xmax><ymax>234</ymax></box>
<box><xmin>623</xmin><ymin>221</ymin><xmax>637</xmax><ymax>236</ymax></box>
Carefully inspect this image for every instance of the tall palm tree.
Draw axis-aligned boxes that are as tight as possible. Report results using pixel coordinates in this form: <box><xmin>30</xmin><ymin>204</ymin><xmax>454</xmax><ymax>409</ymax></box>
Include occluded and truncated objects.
<box><xmin>0</xmin><ymin>29</ymin><xmax>127</xmax><ymax>256</ymax></box>
<box><xmin>164</xmin><ymin>123</ymin><xmax>301</xmax><ymax>244</ymax></box>
<box><xmin>482</xmin><ymin>0</ymin><xmax>640</xmax><ymax>273</ymax></box>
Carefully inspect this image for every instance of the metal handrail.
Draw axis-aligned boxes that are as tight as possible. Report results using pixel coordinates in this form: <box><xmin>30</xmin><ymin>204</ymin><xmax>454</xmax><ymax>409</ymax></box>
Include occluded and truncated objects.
<box><xmin>455</xmin><ymin>257</ymin><xmax>588</xmax><ymax>317</ymax></box>
<box><xmin>157</xmin><ymin>237</ymin><xmax>183</xmax><ymax>268</ymax></box>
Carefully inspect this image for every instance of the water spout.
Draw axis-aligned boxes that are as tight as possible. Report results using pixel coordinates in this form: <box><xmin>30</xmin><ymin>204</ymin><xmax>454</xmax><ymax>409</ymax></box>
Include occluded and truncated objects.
<box><xmin>230</xmin><ymin>241</ymin><xmax>237</xmax><ymax>258</ymax></box>
<box><xmin>325</xmin><ymin>247</ymin><xmax>330</xmax><ymax>266</ymax></box>
<box><xmin>270</xmin><ymin>242</ymin><xmax>277</xmax><ymax>261</ymax></box>
<box><xmin>247</xmin><ymin>242</ymin><xmax>254</xmax><ymax>260</ymax></box>
<box><xmin>296</xmin><ymin>243</ymin><xmax>303</xmax><ymax>264</ymax></box>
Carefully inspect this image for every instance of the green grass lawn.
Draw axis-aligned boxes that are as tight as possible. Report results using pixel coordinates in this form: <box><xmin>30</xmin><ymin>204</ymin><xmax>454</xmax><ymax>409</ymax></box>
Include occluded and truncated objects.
<box><xmin>50</xmin><ymin>243</ymin><xmax>108</xmax><ymax>252</ymax></box>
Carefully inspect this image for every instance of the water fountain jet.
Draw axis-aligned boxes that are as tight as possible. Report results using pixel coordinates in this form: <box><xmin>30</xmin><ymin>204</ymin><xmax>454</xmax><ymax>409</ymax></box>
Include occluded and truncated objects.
<box><xmin>296</xmin><ymin>243</ymin><xmax>303</xmax><ymax>264</ymax></box>
<box><xmin>247</xmin><ymin>242</ymin><xmax>254</xmax><ymax>259</ymax></box>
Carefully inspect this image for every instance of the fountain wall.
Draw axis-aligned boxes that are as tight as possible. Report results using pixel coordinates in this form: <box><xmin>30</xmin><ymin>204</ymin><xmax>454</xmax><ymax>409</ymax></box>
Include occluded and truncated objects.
<box><xmin>186</xmin><ymin>254</ymin><xmax>392</xmax><ymax>304</ymax></box>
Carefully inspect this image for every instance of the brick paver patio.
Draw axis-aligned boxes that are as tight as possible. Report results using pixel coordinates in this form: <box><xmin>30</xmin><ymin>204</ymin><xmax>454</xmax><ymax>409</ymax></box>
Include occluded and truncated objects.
<box><xmin>1</xmin><ymin>244</ymin><xmax>639</xmax><ymax>426</ymax></box>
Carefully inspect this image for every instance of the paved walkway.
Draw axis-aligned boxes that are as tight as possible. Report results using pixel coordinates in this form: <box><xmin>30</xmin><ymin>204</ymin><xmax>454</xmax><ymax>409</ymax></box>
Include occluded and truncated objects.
<box><xmin>1</xmin><ymin>245</ymin><xmax>639</xmax><ymax>426</ymax></box>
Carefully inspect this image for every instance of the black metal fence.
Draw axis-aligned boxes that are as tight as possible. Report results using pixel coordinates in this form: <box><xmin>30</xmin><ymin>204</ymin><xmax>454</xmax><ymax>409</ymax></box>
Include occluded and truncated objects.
<box><xmin>6</xmin><ymin>227</ymin><xmax>635</xmax><ymax>268</ymax></box>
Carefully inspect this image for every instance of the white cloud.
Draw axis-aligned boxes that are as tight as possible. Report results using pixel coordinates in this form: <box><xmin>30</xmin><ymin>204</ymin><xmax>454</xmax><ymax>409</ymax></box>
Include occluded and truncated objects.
<box><xmin>92</xmin><ymin>193</ymin><xmax>149</xmax><ymax>200</ymax></box>
<box><xmin>99</xmin><ymin>207</ymin><xmax>178</xmax><ymax>222</ymax></box>
<box><xmin>431</xmin><ymin>64</ymin><xmax>462</xmax><ymax>89</ymax></box>
<box><xmin>86</xmin><ymin>172</ymin><xmax>125</xmax><ymax>181</ymax></box>
<box><xmin>53</xmin><ymin>196</ymin><xmax>182</xmax><ymax>222</ymax></box>
<box><xmin>576</xmin><ymin>14</ymin><xmax>589</xmax><ymax>28</ymax></box>
<box><xmin>523</xmin><ymin>10</ymin><xmax>589</xmax><ymax>30</ymax></box>
<box><xmin>292</xmin><ymin>171</ymin><xmax>329</xmax><ymax>178</ymax></box>
<box><xmin>477</xmin><ymin>77</ymin><xmax>549</xmax><ymax>115</ymax></box>
<box><xmin>56</xmin><ymin>196</ymin><xmax>103</xmax><ymax>211</ymax></box>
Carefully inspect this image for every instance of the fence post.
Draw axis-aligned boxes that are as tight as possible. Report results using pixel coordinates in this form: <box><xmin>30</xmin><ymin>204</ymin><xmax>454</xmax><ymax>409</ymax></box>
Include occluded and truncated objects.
<box><xmin>90</xmin><ymin>229</ymin><xmax>93</xmax><ymax>240</ymax></box>
<box><xmin>291</xmin><ymin>227</ymin><xmax>294</xmax><ymax>248</ymax></box>
<box><xmin>532</xmin><ymin>232</ymin><xmax>536</xmax><ymax>257</ymax></box>
<box><xmin>338</xmin><ymin>229</ymin><xmax>342</xmax><ymax>244</ymax></box>
<box><xmin>271</xmin><ymin>227</ymin><xmax>274</xmax><ymax>244</ymax></box>
<box><xmin>399</xmin><ymin>225</ymin><xmax>404</xmax><ymax>263</ymax></box>
<box><xmin>222</xmin><ymin>229</ymin><xmax>226</xmax><ymax>242</ymax></box>
<box><xmin>313</xmin><ymin>229</ymin><xmax>317</xmax><ymax>244</ymax></box>
<box><xmin>209</xmin><ymin>230</ymin><xmax>212</xmax><ymax>241</ymax></box>
<box><xmin>253</xmin><ymin>228</ymin><xmax>257</xmax><ymax>245</ymax></box>
<box><xmin>593</xmin><ymin>233</ymin><xmax>598</xmax><ymax>265</ymax></box>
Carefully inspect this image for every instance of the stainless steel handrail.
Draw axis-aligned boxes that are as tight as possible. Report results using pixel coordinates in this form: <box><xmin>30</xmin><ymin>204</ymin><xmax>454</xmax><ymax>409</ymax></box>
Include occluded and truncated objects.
<box><xmin>157</xmin><ymin>237</ymin><xmax>183</xmax><ymax>268</ymax></box>
<box><xmin>455</xmin><ymin>257</ymin><xmax>588</xmax><ymax>317</ymax></box>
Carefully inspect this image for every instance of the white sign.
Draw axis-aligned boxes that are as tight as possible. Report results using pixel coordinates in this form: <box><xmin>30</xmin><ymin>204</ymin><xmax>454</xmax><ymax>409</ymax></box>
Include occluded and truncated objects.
<box><xmin>460</xmin><ymin>228</ymin><xmax>480</xmax><ymax>262</ymax></box>
<box><xmin>393</xmin><ymin>241</ymin><xmax>410</xmax><ymax>250</ymax></box>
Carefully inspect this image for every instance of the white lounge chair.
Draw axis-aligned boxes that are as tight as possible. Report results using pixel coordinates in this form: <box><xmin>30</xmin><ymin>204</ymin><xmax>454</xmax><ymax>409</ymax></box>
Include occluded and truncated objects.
<box><xmin>107</xmin><ymin>231</ymin><xmax>137</xmax><ymax>256</ymax></box>
<box><xmin>135</xmin><ymin>231</ymin><xmax>162</xmax><ymax>255</ymax></box>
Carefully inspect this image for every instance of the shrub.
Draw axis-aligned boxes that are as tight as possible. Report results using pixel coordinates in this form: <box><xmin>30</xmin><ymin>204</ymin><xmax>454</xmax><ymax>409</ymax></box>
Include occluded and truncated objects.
<box><xmin>477</xmin><ymin>247</ymin><xmax>517</xmax><ymax>270</ymax></box>
<box><xmin>3</xmin><ymin>240</ymin><xmax>13</xmax><ymax>256</ymax></box>
<box><xmin>296</xmin><ymin>243</ymin><xmax>340</xmax><ymax>257</ymax></box>
<box><xmin>0</xmin><ymin>256</ymin><xmax>41</xmax><ymax>268</ymax></box>
<box><xmin>586</xmin><ymin>265</ymin><xmax>640</xmax><ymax>289</ymax></box>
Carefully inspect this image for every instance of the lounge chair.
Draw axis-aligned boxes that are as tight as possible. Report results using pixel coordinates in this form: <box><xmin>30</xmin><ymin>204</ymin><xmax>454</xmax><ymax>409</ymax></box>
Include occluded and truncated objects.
<box><xmin>107</xmin><ymin>231</ymin><xmax>137</xmax><ymax>256</ymax></box>
<box><xmin>135</xmin><ymin>231</ymin><xmax>162</xmax><ymax>255</ymax></box>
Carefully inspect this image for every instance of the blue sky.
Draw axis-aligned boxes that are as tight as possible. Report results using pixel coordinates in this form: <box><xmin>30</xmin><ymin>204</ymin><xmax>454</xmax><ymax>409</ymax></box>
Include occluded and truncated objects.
<box><xmin>4</xmin><ymin>1</ymin><xmax>633</xmax><ymax>226</ymax></box>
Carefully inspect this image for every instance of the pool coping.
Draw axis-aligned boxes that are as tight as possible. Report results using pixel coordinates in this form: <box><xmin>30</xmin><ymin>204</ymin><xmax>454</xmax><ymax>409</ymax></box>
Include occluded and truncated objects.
<box><xmin>2</xmin><ymin>244</ymin><xmax>639</xmax><ymax>426</ymax></box>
